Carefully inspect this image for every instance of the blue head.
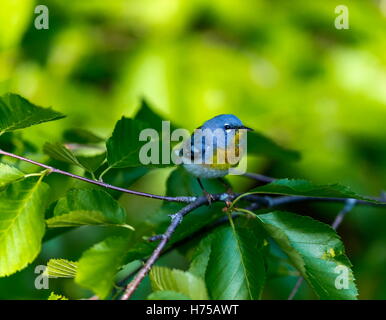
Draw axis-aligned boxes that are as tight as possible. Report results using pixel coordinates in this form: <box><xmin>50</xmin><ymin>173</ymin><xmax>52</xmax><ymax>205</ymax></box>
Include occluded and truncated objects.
<box><xmin>200</xmin><ymin>114</ymin><xmax>251</xmax><ymax>131</ymax></box>
<box><xmin>195</xmin><ymin>114</ymin><xmax>253</xmax><ymax>151</ymax></box>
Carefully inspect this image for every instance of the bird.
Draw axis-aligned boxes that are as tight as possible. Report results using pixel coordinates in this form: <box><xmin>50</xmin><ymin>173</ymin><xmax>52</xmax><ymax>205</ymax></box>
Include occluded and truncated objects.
<box><xmin>176</xmin><ymin>114</ymin><xmax>253</xmax><ymax>202</ymax></box>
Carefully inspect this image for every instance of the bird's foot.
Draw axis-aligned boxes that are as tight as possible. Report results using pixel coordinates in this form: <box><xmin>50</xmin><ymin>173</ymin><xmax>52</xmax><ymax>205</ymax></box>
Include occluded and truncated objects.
<box><xmin>225</xmin><ymin>199</ymin><xmax>233</xmax><ymax>208</ymax></box>
<box><xmin>224</xmin><ymin>187</ymin><xmax>234</xmax><ymax>208</ymax></box>
<box><xmin>203</xmin><ymin>191</ymin><xmax>215</xmax><ymax>205</ymax></box>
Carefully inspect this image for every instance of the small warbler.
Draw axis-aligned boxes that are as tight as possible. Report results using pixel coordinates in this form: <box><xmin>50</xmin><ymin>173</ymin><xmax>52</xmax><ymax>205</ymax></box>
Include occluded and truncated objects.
<box><xmin>177</xmin><ymin>114</ymin><xmax>253</xmax><ymax>200</ymax></box>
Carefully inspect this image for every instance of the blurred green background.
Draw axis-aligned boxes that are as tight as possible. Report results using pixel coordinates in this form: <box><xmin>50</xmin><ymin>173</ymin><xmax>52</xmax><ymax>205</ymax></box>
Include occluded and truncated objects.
<box><xmin>0</xmin><ymin>0</ymin><xmax>385</xmax><ymax>299</ymax></box>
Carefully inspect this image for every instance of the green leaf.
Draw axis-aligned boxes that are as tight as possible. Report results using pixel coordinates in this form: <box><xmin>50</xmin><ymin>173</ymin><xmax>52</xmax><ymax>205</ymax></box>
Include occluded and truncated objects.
<box><xmin>266</xmin><ymin>253</ymin><xmax>299</xmax><ymax>279</ymax></box>
<box><xmin>43</xmin><ymin>142</ymin><xmax>83</xmax><ymax>168</ymax></box>
<box><xmin>134</xmin><ymin>99</ymin><xmax>179</xmax><ymax>132</ymax></box>
<box><xmin>52</xmin><ymin>188</ymin><xmax>125</xmax><ymax>219</ymax></box>
<box><xmin>188</xmin><ymin>235</ymin><xmax>213</xmax><ymax>280</ymax></box>
<box><xmin>63</xmin><ymin>128</ymin><xmax>104</xmax><ymax>144</ymax></box>
<box><xmin>236</xmin><ymin>178</ymin><xmax>382</xmax><ymax>204</ymax></box>
<box><xmin>60</xmin><ymin>128</ymin><xmax>106</xmax><ymax>172</ymax></box>
<box><xmin>106</xmin><ymin>117</ymin><xmax>150</xmax><ymax>168</ymax></box>
<box><xmin>135</xmin><ymin>99</ymin><xmax>172</xmax><ymax>132</ymax></box>
<box><xmin>150</xmin><ymin>266</ymin><xmax>208</xmax><ymax>300</ymax></box>
<box><xmin>48</xmin><ymin>292</ymin><xmax>68</xmax><ymax>300</ymax></box>
<box><xmin>257</xmin><ymin>211</ymin><xmax>358</xmax><ymax>299</ymax></box>
<box><xmin>46</xmin><ymin>210</ymin><xmax>133</xmax><ymax>230</ymax></box>
<box><xmin>0</xmin><ymin>163</ymin><xmax>24</xmax><ymax>188</ymax></box>
<box><xmin>134</xmin><ymin>99</ymin><xmax>185</xmax><ymax>158</ymax></box>
<box><xmin>106</xmin><ymin>116</ymin><xmax>175</xmax><ymax>169</ymax></box>
<box><xmin>147</xmin><ymin>291</ymin><xmax>190</xmax><ymax>300</ymax></box>
<box><xmin>75</xmin><ymin>236</ymin><xmax>131</xmax><ymax>299</ymax></box>
<box><xmin>0</xmin><ymin>177</ymin><xmax>49</xmax><ymax>277</ymax></box>
<box><xmin>46</xmin><ymin>259</ymin><xmax>78</xmax><ymax>278</ymax></box>
<box><xmin>44</xmin><ymin>142</ymin><xmax>106</xmax><ymax>173</ymax></box>
<box><xmin>247</xmin><ymin>131</ymin><xmax>300</xmax><ymax>162</ymax></box>
<box><xmin>0</xmin><ymin>93</ymin><xmax>65</xmax><ymax>134</ymax></box>
<box><xmin>204</xmin><ymin>219</ymin><xmax>266</xmax><ymax>300</ymax></box>
<box><xmin>106</xmin><ymin>100</ymin><xmax>178</xmax><ymax>169</ymax></box>
<box><xmin>47</xmin><ymin>189</ymin><xmax>133</xmax><ymax>229</ymax></box>
<box><xmin>75</xmin><ymin>151</ymin><xmax>106</xmax><ymax>173</ymax></box>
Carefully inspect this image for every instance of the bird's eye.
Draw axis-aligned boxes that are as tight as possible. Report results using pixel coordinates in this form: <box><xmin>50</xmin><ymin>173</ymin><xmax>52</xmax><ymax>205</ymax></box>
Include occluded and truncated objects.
<box><xmin>224</xmin><ymin>124</ymin><xmax>231</xmax><ymax>130</ymax></box>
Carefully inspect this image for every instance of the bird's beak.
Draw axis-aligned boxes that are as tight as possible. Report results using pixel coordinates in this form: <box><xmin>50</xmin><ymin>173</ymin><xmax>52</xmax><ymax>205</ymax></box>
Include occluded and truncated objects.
<box><xmin>240</xmin><ymin>126</ymin><xmax>254</xmax><ymax>131</ymax></box>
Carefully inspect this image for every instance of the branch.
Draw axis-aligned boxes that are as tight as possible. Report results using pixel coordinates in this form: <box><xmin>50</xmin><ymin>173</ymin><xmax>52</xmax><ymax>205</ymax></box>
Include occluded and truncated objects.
<box><xmin>332</xmin><ymin>198</ymin><xmax>357</xmax><ymax>230</ymax></box>
<box><xmin>243</xmin><ymin>172</ymin><xmax>276</xmax><ymax>183</ymax></box>
<box><xmin>120</xmin><ymin>197</ymin><xmax>209</xmax><ymax>300</ymax></box>
<box><xmin>287</xmin><ymin>277</ymin><xmax>304</xmax><ymax>300</ymax></box>
<box><xmin>287</xmin><ymin>198</ymin><xmax>358</xmax><ymax>300</ymax></box>
<box><xmin>1</xmin><ymin>149</ymin><xmax>384</xmax><ymax>207</ymax></box>
<box><xmin>109</xmin><ymin>211</ymin><xmax>243</xmax><ymax>300</ymax></box>
<box><xmin>0</xmin><ymin>149</ymin><xmax>195</xmax><ymax>203</ymax></box>
<box><xmin>268</xmin><ymin>195</ymin><xmax>382</xmax><ymax>207</ymax></box>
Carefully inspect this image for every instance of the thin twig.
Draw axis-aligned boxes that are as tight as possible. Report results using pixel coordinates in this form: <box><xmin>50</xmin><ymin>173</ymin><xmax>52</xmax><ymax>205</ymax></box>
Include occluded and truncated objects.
<box><xmin>243</xmin><ymin>172</ymin><xmax>276</xmax><ymax>183</ymax></box>
<box><xmin>0</xmin><ymin>149</ymin><xmax>195</xmax><ymax>203</ymax></box>
<box><xmin>288</xmin><ymin>277</ymin><xmax>304</xmax><ymax>300</ymax></box>
<box><xmin>1</xmin><ymin>148</ymin><xmax>384</xmax><ymax>207</ymax></box>
<box><xmin>332</xmin><ymin>198</ymin><xmax>357</xmax><ymax>230</ymax></box>
<box><xmin>112</xmin><ymin>211</ymin><xmax>243</xmax><ymax>299</ymax></box>
<box><xmin>288</xmin><ymin>198</ymin><xmax>358</xmax><ymax>300</ymax></box>
<box><xmin>270</xmin><ymin>195</ymin><xmax>381</xmax><ymax>207</ymax></box>
<box><xmin>120</xmin><ymin>197</ymin><xmax>209</xmax><ymax>300</ymax></box>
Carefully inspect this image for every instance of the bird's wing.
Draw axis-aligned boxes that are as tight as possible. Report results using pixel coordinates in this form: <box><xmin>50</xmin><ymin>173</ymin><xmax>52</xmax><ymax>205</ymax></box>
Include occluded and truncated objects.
<box><xmin>177</xmin><ymin>127</ymin><xmax>206</xmax><ymax>163</ymax></box>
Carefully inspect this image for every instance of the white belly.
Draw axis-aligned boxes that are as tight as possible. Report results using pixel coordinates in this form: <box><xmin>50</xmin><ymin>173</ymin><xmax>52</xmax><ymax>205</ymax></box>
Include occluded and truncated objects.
<box><xmin>182</xmin><ymin>163</ymin><xmax>229</xmax><ymax>179</ymax></box>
